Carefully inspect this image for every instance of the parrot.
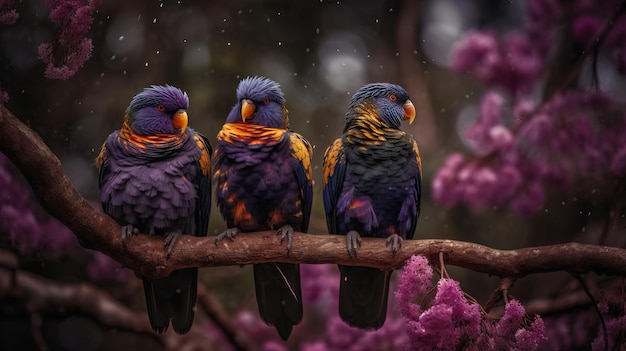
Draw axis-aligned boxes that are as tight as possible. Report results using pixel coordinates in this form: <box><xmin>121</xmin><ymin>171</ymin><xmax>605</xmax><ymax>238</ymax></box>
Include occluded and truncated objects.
<box><xmin>96</xmin><ymin>85</ymin><xmax>212</xmax><ymax>334</ymax></box>
<box><xmin>213</xmin><ymin>76</ymin><xmax>313</xmax><ymax>340</ymax></box>
<box><xmin>322</xmin><ymin>82</ymin><xmax>421</xmax><ymax>329</ymax></box>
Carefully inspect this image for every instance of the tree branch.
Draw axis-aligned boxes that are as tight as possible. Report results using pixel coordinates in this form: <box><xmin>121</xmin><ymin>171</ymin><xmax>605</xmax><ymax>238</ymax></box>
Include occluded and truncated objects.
<box><xmin>0</xmin><ymin>249</ymin><xmax>221</xmax><ymax>350</ymax></box>
<box><xmin>2</xmin><ymin>104</ymin><xmax>626</xmax><ymax>281</ymax></box>
<box><xmin>0</xmin><ymin>251</ymin><xmax>154</xmax><ymax>335</ymax></box>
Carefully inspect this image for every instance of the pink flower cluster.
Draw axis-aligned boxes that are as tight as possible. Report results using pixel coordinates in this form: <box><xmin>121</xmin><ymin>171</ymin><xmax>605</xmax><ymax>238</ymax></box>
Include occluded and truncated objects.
<box><xmin>432</xmin><ymin>90</ymin><xmax>625</xmax><ymax>215</ymax></box>
<box><xmin>591</xmin><ymin>314</ymin><xmax>626</xmax><ymax>351</ymax></box>
<box><xmin>451</xmin><ymin>31</ymin><xmax>543</xmax><ymax>95</ymax></box>
<box><xmin>38</xmin><ymin>0</ymin><xmax>101</xmax><ymax>80</ymax></box>
<box><xmin>205</xmin><ymin>263</ymin><xmax>411</xmax><ymax>350</ymax></box>
<box><xmin>436</xmin><ymin>0</ymin><xmax>626</xmax><ymax>215</ymax></box>
<box><xmin>570</xmin><ymin>0</ymin><xmax>626</xmax><ymax>74</ymax></box>
<box><xmin>395</xmin><ymin>255</ymin><xmax>546</xmax><ymax>350</ymax></box>
<box><xmin>0</xmin><ymin>153</ymin><xmax>129</xmax><ymax>283</ymax></box>
<box><xmin>0</xmin><ymin>0</ymin><xmax>18</xmax><ymax>25</ymax></box>
<box><xmin>0</xmin><ymin>154</ymin><xmax>79</xmax><ymax>259</ymax></box>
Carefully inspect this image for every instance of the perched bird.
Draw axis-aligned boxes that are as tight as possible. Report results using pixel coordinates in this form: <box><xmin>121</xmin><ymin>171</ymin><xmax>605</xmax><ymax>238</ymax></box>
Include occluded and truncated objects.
<box><xmin>322</xmin><ymin>82</ymin><xmax>421</xmax><ymax>329</ymax></box>
<box><xmin>213</xmin><ymin>76</ymin><xmax>313</xmax><ymax>340</ymax></box>
<box><xmin>97</xmin><ymin>85</ymin><xmax>212</xmax><ymax>334</ymax></box>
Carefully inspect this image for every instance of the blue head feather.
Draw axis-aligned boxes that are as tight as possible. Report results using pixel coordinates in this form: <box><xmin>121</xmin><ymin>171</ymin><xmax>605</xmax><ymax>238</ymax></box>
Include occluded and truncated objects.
<box><xmin>226</xmin><ymin>76</ymin><xmax>287</xmax><ymax>128</ymax></box>
<box><xmin>347</xmin><ymin>82</ymin><xmax>410</xmax><ymax>129</ymax></box>
<box><xmin>127</xmin><ymin>85</ymin><xmax>189</xmax><ymax>135</ymax></box>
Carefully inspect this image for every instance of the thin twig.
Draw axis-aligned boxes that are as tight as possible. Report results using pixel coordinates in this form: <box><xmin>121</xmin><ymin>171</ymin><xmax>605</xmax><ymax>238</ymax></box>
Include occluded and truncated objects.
<box><xmin>196</xmin><ymin>285</ymin><xmax>258</xmax><ymax>351</ymax></box>
<box><xmin>438</xmin><ymin>251</ymin><xmax>449</xmax><ymax>279</ymax></box>
<box><xmin>573</xmin><ymin>274</ymin><xmax>608</xmax><ymax>351</ymax></box>
<box><xmin>30</xmin><ymin>313</ymin><xmax>49</xmax><ymax>351</ymax></box>
<box><xmin>483</xmin><ymin>277</ymin><xmax>516</xmax><ymax>313</ymax></box>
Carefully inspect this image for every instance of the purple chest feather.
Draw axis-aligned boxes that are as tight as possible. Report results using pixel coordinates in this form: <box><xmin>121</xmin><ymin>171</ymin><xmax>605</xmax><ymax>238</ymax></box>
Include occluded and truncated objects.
<box><xmin>214</xmin><ymin>125</ymin><xmax>303</xmax><ymax>232</ymax></box>
<box><xmin>99</xmin><ymin>131</ymin><xmax>201</xmax><ymax>234</ymax></box>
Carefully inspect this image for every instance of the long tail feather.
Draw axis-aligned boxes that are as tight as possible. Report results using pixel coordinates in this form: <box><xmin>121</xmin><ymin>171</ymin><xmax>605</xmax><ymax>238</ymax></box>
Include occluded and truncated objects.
<box><xmin>253</xmin><ymin>263</ymin><xmax>303</xmax><ymax>340</ymax></box>
<box><xmin>142</xmin><ymin>268</ymin><xmax>198</xmax><ymax>334</ymax></box>
<box><xmin>338</xmin><ymin>265</ymin><xmax>391</xmax><ymax>330</ymax></box>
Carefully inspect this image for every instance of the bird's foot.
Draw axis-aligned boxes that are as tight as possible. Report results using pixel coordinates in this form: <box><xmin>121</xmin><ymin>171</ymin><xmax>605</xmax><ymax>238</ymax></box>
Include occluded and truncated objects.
<box><xmin>164</xmin><ymin>230</ymin><xmax>183</xmax><ymax>258</ymax></box>
<box><xmin>346</xmin><ymin>230</ymin><xmax>362</xmax><ymax>257</ymax></box>
<box><xmin>214</xmin><ymin>227</ymin><xmax>240</xmax><ymax>246</ymax></box>
<box><xmin>277</xmin><ymin>224</ymin><xmax>294</xmax><ymax>252</ymax></box>
<box><xmin>121</xmin><ymin>225</ymin><xmax>139</xmax><ymax>246</ymax></box>
<box><xmin>385</xmin><ymin>234</ymin><xmax>403</xmax><ymax>256</ymax></box>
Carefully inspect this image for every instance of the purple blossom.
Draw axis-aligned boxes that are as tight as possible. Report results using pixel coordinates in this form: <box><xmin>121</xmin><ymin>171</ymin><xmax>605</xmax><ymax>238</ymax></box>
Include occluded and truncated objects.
<box><xmin>493</xmin><ymin>300</ymin><xmax>546</xmax><ymax>350</ymax></box>
<box><xmin>611</xmin><ymin>141</ymin><xmax>626</xmax><ymax>175</ymax></box>
<box><xmin>402</xmin><ymin>277</ymin><xmax>482</xmax><ymax>350</ymax></box>
<box><xmin>433</xmin><ymin>88</ymin><xmax>623</xmax><ymax>214</ymax></box>
<box><xmin>572</xmin><ymin>15</ymin><xmax>600</xmax><ymax>44</ymax></box>
<box><xmin>396</xmin><ymin>257</ymin><xmax>545</xmax><ymax>350</ymax></box>
<box><xmin>297</xmin><ymin>314</ymin><xmax>409</xmax><ymax>351</ymax></box>
<box><xmin>261</xmin><ymin>340</ymin><xmax>288</xmax><ymax>351</ymax></box>
<box><xmin>450</xmin><ymin>31</ymin><xmax>543</xmax><ymax>94</ymax></box>
<box><xmin>591</xmin><ymin>314</ymin><xmax>626</xmax><ymax>351</ymax></box>
<box><xmin>0</xmin><ymin>86</ymin><xmax>8</xmax><ymax>104</ymax></box>
<box><xmin>395</xmin><ymin>255</ymin><xmax>433</xmax><ymax>320</ymax></box>
<box><xmin>465</xmin><ymin>92</ymin><xmax>511</xmax><ymax>154</ymax></box>
<box><xmin>0</xmin><ymin>0</ymin><xmax>18</xmax><ymax>25</ymax></box>
<box><xmin>509</xmin><ymin>181</ymin><xmax>544</xmax><ymax>216</ymax></box>
<box><xmin>86</xmin><ymin>250</ymin><xmax>131</xmax><ymax>284</ymax></box>
<box><xmin>495</xmin><ymin>300</ymin><xmax>527</xmax><ymax>340</ymax></box>
<box><xmin>38</xmin><ymin>0</ymin><xmax>101</xmax><ymax>80</ymax></box>
<box><xmin>1</xmin><ymin>154</ymin><xmax>127</xmax><ymax>284</ymax></box>
<box><xmin>516</xmin><ymin>317</ymin><xmax>547</xmax><ymax>351</ymax></box>
<box><xmin>38</xmin><ymin>38</ymin><xmax>94</xmax><ymax>80</ymax></box>
<box><xmin>407</xmin><ymin>304</ymin><xmax>458</xmax><ymax>351</ymax></box>
<box><xmin>450</xmin><ymin>31</ymin><xmax>500</xmax><ymax>82</ymax></box>
<box><xmin>301</xmin><ymin>343</ymin><xmax>327</xmax><ymax>351</ymax></box>
<box><xmin>301</xmin><ymin>264</ymin><xmax>339</xmax><ymax>313</ymax></box>
<box><xmin>431</xmin><ymin>153</ymin><xmax>465</xmax><ymax>209</ymax></box>
<box><xmin>0</xmin><ymin>153</ymin><xmax>79</xmax><ymax>259</ymax></box>
<box><xmin>525</xmin><ymin>0</ymin><xmax>561</xmax><ymax>57</ymax></box>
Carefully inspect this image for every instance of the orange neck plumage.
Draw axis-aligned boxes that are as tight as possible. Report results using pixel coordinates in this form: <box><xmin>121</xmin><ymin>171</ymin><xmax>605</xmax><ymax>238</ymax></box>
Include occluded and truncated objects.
<box><xmin>119</xmin><ymin>120</ymin><xmax>187</xmax><ymax>151</ymax></box>
<box><xmin>218</xmin><ymin>122</ymin><xmax>285</xmax><ymax>145</ymax></box>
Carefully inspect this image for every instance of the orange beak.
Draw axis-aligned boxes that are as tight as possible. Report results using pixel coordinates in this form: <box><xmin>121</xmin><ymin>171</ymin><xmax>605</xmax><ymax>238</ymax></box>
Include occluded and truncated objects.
<box><xmin>403</xmin><ymin>99</ymin><xmax>416</xmax><ymax>125</ymax></box>
<box><xmin>172</xmin><ymin>109</ymin><xmax>188</xmax><ymax>133</ymax></box>
<box><xmin>241</xmin><ymin>99</ymin><xmax>256</xmax><ymax>122</ymax></box>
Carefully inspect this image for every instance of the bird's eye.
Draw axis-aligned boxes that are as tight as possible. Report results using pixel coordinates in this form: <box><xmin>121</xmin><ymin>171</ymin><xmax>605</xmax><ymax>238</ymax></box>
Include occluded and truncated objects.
<box><xmin>157</xmin><ymin>104</ymin><xmax>166</xmax><ymax>112</ymax></box>
<box><xmin>263</xmin><ymin>98</ymin><xmax>270</xmax><ymax>105</ymax></box>
<box><xmin>388</xmin><ymin>94</ymin><xmax>397</xmax><ymax>102</ymax></box>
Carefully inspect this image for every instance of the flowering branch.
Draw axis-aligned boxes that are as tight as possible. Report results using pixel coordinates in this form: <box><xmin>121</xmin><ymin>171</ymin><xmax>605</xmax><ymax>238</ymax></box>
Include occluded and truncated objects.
<box><xmin>38</xmin><ymin>0</ymin><xmax>102</xmax><ymax>80</ymax></box>
<box><xmin>2</xmin><ymin>105</ymin><xmax>626</xmax><ymax>282</ymax></box>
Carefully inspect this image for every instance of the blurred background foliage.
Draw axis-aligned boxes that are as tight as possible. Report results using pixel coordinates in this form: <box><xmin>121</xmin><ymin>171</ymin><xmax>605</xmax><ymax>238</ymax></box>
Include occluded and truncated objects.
<box><xmin>0</xmin><ymin>0</ymin><xmax>625</xmax><ymax>350</ymax></box>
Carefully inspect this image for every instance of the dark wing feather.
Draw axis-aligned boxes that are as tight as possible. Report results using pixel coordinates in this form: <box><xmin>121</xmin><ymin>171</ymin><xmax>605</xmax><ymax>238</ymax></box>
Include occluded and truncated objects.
<box><xmin>193</xmin><ymin>132</ymin><xmax>212</xmax><ymax>237</ymax></box>
<box><xmin>96</xmin><ymin>136</ymin><xmax>112</xmax><ymax>193</ymax></box>
<box><xmin>289</xmin><ymin>132</ymin><xmax>313</xmax><ymax>232</ymax></box>
<box><xmin>406</xmin><ymin>138</ymin><xmax>422</xmax><ymax>240</ymax></box>
<box><xmin>322</xmin><ymin>138</ymin><xmax>346</xmax><ymax>234</ymax></box>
